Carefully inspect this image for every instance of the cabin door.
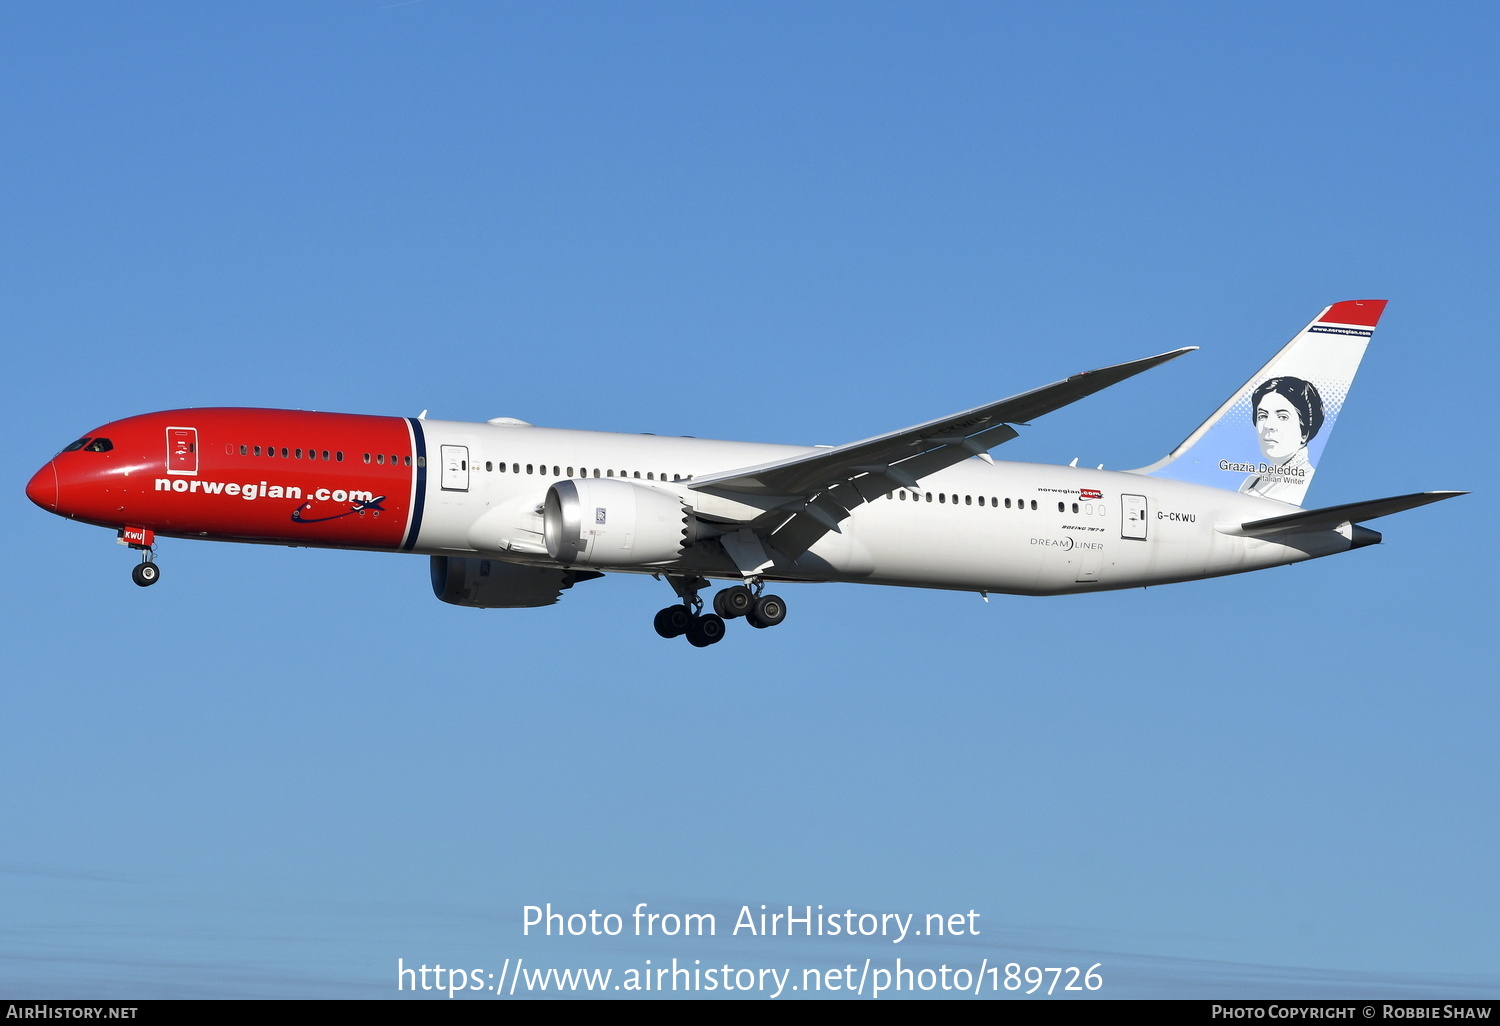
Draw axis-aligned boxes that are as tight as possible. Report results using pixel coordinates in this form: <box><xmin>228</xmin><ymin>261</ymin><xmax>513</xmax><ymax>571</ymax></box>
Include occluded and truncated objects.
<box><xmin>440</xmin><ymin>445</ymin><xmax>470</xmax><ymax>491</ymax></box>
<box><xmin>1121</xmin><ymin>494</ymin><xmax>1148</xmax><ymax>540</ymax></box>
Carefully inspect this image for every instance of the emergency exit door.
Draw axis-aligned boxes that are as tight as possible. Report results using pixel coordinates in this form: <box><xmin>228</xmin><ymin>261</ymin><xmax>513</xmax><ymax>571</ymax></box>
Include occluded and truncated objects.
<box><xmin>166</xmin><ymin>427</ymin><xmax>198</xmax><ymax>475</ymax></box>
<box><xmin>440</xmin><ymin>445</ymin><xmax>469</xmax><ymax>491</ymax></box>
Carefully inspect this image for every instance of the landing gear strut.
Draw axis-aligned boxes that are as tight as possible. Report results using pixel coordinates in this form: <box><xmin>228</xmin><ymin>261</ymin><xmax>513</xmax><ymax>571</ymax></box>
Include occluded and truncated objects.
<box><xmin>652</xmin><ymin>576</ymin><xmax>786</xmax><ymax>645</ymax></box>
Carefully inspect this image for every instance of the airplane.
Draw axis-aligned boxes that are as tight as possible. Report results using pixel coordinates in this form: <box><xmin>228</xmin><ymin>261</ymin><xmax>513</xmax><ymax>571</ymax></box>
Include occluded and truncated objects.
<box><xmin>25</xmin><ymin>300</ymin><xmax>1463</xmax><ymax>647</ymax></box>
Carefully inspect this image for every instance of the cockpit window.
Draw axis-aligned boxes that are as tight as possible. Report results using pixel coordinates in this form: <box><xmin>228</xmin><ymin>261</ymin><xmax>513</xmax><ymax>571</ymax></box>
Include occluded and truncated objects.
<box><xmin>84</xmin><ymin>438</ymin><xmax>114</xmax><ymax>452</ymax></box>
<box><xmin>62</xmin><ymin>437</ymin><xmax>90</xmax><ymax>452</ymax></box>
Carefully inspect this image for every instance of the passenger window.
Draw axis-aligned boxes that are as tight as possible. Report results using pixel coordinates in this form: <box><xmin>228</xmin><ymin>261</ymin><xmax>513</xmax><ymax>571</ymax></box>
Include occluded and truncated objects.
<box><xmin>527</xmin><ymin>464</ymin><xmax>534</xmax><ymax>474</ymax></box>
<box><xmin>363</xmin><ymin>453</ymin><xmax>371</xmax><ymax>463</ymax></box>
<box><xmin>336</xmin><ymin>451</ymin><xmax>344</xmax><ymax>462</ymax></box>
<box><xmin>240</xmin><ymin>445</ymin><xmax>248</xmax><ymax>456</ymax></box>
<box><xmin>84</xmin><ymin>438</ymin><xmax>113</xmax><ymax>452</ymax></box>
<box><xmin>594</xmin><ymin>469</ymin><xmax>601</xmax><ymax>478</ymax></box>
<box><xmin>1030</xmin><ymin>500</ymin><xmax>1037</xmax><ymax>510</ymax></box>
<box><xmin>568</xmin><ymin>467</ymin><xmax>575</xmax><ymax>477</ymax></box>
<box><xmin>404</xmin><ymin>456</ymin><xmax>412</xmax><ymax>466</ymax></box>
<box><xmin>965</xmin><ymin>495</ymin><xmax>972</xmax><ymax>505</ymax></box>
<box><xmin>925</xmin><ymin>492</ymin><xmax>932</xmax><ymax>502</ymax></box>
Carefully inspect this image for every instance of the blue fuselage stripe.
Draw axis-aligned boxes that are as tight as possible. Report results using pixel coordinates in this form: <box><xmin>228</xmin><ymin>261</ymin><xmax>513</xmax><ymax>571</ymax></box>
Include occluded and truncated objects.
<box><xmin>403</xmin><ymin>418</ymin><xmax>428</xmax><ymax>551</ymax></box>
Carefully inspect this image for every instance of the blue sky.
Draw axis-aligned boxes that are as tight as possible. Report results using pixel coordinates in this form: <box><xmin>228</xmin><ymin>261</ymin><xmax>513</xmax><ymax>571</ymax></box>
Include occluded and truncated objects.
<box><xmin>2</xmin><ymin>1</ymin><xmax>1496</xmax><ymax>999</ymax></box>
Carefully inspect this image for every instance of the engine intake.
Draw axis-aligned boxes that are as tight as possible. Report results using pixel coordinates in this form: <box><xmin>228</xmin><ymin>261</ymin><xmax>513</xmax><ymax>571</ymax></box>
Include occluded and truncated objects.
<box><xmin>543</xmin><ymin>478</ymin><xmax>691</xmax><ymax>567</ymax></box>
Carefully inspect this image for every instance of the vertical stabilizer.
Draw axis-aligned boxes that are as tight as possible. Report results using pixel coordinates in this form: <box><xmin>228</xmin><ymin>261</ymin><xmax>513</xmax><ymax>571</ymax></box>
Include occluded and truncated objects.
<box><xmin>1135</xmin><ymin>300</ymin><xmax>1386</xmax><ymax>506</ymax></box>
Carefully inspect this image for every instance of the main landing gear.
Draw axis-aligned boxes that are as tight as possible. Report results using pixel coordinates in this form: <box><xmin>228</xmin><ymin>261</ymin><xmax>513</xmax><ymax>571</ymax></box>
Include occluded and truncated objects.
<box><xmin>652</xmin><ymin>576</ymin><xmax>786</xmax><ymax>646</ymax></box>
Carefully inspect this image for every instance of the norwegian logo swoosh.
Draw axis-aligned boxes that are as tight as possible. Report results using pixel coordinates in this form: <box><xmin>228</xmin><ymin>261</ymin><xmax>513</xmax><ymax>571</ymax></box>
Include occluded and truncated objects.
<box><xmin>291</xmin><ymin>495</ymin><xmax>387</xmax><ymax>524</ymax></box>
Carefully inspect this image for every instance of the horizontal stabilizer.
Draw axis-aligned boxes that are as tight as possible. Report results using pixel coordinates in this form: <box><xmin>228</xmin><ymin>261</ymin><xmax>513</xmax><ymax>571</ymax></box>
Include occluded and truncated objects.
<box><xmin>1225</xmin><ymin>491</ymin><xmax>1467</xmax><ymax>538</ymax></box>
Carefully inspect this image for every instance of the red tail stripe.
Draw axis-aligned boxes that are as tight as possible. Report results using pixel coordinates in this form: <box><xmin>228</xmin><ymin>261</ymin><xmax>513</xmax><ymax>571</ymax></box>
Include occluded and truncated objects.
<box><xmin>1319</xmin><ymin>299</ymin><xmax>1387</xmax><ymax>327</ymax></box>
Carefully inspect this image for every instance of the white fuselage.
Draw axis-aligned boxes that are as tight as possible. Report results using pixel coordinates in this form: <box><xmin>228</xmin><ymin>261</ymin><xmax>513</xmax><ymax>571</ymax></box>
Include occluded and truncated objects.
<box><xmin>410</xmin><ymin>420</ymin><xmax>1352</xmax><ymax>595</ymax></box>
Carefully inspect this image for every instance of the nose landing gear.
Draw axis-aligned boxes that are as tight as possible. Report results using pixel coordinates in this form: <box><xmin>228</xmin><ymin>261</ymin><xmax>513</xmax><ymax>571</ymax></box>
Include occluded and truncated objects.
<box><xmin>653</xmin><ymin>576</ymin><xmax>786</xmax><ymax>646</ymax></box>
<box><xmin>131</xmin><ymin>558</ymin><xmax>160</xmax><ymax>587</ymax></box>
<box><xmin>120</xmin><ymin>527</ymin><xmax>159</xmax><ymax>587</ymax></box>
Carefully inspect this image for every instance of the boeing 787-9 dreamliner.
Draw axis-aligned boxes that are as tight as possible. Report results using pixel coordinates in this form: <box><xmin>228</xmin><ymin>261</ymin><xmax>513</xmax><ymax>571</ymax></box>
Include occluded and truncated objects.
<box><xmin>26</xmin><ymin>300</ymin><xmax>1463</xmax><ymax>647</ymax></box>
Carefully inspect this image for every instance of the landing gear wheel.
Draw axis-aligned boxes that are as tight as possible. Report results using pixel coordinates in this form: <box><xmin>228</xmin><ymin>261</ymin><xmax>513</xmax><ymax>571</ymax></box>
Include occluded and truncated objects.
<box><xmin>685</xmin><ymin>613</ymin><xmax>726</xmax><ymax>647</ymax></box>
<box><xmin>746</xmin><ymin>594</ymin><xmax>786</xmax><ymax>629</ymax></box>
<box><xmin>653</xmin><ymin>605</ymin><xmax>691</xmax><ymax>639</ymax></box>
<box><xmin>131</xmin><ymin>562</ymin><xmax>160</xmax><ymax>588</ymax></box>
<box><xmin>712</xmin><ymin>585</ymin><xmax>754</xmax><ymax>619</ymax></box>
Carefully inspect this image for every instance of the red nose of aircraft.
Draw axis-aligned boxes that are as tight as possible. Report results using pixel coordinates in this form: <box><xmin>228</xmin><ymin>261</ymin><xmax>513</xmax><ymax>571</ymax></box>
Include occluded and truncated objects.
<box><xmin>26</xmin><ymin>461</ymin><xmax>58</xmax><ymax>512</ymax></box>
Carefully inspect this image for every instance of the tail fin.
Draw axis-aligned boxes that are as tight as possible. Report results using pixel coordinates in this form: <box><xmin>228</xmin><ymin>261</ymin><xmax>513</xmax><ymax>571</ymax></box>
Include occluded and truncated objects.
<box><xmin>1135</xmin><ymin>300</ymin><xmax>1387</xmax><ymax>506</ymax></box>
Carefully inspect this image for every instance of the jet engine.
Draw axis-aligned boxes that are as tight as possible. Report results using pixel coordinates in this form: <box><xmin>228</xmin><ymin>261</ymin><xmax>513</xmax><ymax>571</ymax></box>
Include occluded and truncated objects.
<box><xmin>542</xmin><ymin>478</ymin><xmax>691</xmax><ymax>567</ymax></box>
<box><xmin>430</xmin><ymin>556</ymin><xmax>601</xmax><ymax>608</ymax></box>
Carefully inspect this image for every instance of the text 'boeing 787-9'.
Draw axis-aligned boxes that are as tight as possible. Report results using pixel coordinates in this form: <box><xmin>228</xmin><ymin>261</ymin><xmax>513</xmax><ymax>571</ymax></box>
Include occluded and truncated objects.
<box><xmin>26</xmin><ymin>300</ymin><xmax>1463</xmax><ymax>647</ymax></box>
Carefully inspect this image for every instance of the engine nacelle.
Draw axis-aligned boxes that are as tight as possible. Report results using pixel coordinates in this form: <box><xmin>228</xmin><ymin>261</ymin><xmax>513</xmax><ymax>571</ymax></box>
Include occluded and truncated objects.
<box><xmin>430</xmin><ymin>556</ymin><xmax>599</xmax><ymax>608</ymax></box>
<box><xmin>543</xmin><ymin>478</ymin><xmax>690</xmax><ymax>567</ymax></box>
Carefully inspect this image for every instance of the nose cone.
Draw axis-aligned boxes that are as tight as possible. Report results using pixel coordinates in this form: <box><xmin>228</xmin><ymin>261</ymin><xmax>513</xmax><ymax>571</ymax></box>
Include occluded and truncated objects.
<box><xmin>26</xmin><ymin>461</ymin><xmax>58</xmax><ymax>512</ymax></box>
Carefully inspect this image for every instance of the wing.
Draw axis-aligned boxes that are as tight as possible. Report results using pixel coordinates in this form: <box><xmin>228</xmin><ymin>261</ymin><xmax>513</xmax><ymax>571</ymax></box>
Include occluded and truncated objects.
<box><xmin>690</xmin><ymin>347</ymin><xmax>1195</xmax><ymax>558</ymax></box>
